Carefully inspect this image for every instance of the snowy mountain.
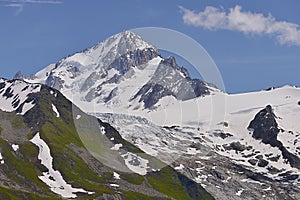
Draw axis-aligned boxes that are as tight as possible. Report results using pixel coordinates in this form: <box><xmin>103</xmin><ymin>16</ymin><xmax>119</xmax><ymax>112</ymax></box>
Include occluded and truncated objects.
<box><xmin>96</xmin><ymin>86</ymin><xmax>300</xmax><ymax>199</ymax></box>
<box><xmin>24</xmin><ymin>31</ymin><xmax>219</xmax><ymax>113</ymax></box>
<box><xmin>0</xmin><ymin>78</ymin><xmax>212</xmax><ymax>199</ymax></box>
<box><xmin>21</xmin><ymin>30</ymin><xmax>300</xmax><ymax>199</ymax></box>
<box><xmin>0</xmin><ymin>78</ymin><xmax>41</xmax><ymax>115</ymax></box>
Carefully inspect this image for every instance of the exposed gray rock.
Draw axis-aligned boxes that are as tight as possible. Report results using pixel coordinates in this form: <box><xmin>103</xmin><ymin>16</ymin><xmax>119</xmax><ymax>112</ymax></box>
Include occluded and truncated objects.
<box><xmin>45</xmin><ymin>72</ymin><xmax>64</xmax><ymax>90</ymax></box>
<box><xmin>223</xmin><ymin>142</ymin><xmax>248</xmax><ymax>152</ymax></box>
<box><xmin>101</xmin><ymin>31</ymin><xmax>157</xmax><ymax>67</ymax></box>
<box><xmin>173</xmin><ymin>152</ymin><xmax>300</xmax><ymax>200</ymax></box>
<box><xmin>258</xmin><ymin>159</ymin><xmax>269</xmax><ymax>167</ymax></box>
<box><xmin>248</xmin><ymin>105</ymin><xmax>300</xmax><ymax>169</ymax></box>
<box><xmin>213</xmin><ymin>130</ymin><xmax>233</xmax><ymax>139</ymax></box>
<box><xmin>107</xmin><ymin>48</ymin><xmax>159</xmax><ymax>75</ymax></box>
<box><xmin>248</xmin><ymin>105</ymin><xmax>280</xmax><ymax>146</ymax></box>
<box><xmin>66</xmin><ymin>65</ymin><xmax>80</xmax><ymax>79</ymax></box>
<box><xmin>123</xmin><ymin>68</ymin><xmax>135</xmax><ymax>79</ymax></box>
<box><xmin>132</xmin><ymin>56</ymin><xmax>212</xmax><ymax>109</ymax></box>
<box><xmin>248</xmin><ymin>159</ymin><xmax>258</xmax><ymax>166</ymax></box>
<box><xmin>85</xmin><ymin>87</ymin><xmax>102</xmax><ymax>102</ymax></box>
<box><xmin>81</xmin><ymin>71</ymin><xmax>106</xmax><ymax>92</ymax></box>
<box><xmin>13</xmin><ymin>71</ymin><xmax>25</xmax><ymax>80</ymax></box>
<box><xmin>104</xmin><ymin>88</ymin><xmax>118</xmax><ymax>103</ymax></box>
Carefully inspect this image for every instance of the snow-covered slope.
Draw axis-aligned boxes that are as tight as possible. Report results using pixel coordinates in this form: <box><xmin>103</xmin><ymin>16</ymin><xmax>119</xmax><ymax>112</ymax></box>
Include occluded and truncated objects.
<box><xmin>96</xmin><ymin>85</ymin><xmax>300</xmax><ymax>199</ymax></box>
<box><xmin>0</xmin><ymin>78</ymin><xmax>41</xmax><ymax>115</ymax></box>
<box><xmin>25</xmin><ymin>31</ymin><xmax>219</xmax><ymax>113</ymax></box>
<box><xmin>121</xmin><ymin>85</ymin><xmax>300</xmax><ymax>174</ymax></box>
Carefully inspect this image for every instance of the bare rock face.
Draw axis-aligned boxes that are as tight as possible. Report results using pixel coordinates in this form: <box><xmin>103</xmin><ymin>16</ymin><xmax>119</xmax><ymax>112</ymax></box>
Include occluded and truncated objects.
<box><xmin>248</xmin><ymin>105</ymin><xmax>280</xmax><ymax>146</ymax></box>
<box><xmin>107</xmin><ymin>48</ymin><xmax>160</xmax><ymax>74</ymax></box>
<box><xmin>132</xmin><ymin>56</ymin><xmax>211</xmax><ymax>109</ymax></box>
<box><xmin>45</xmin><ymin>71</ymin><xmax>64</xmax><ymax>90</ymax></box>
<box><xmin>248</xmin><ymin>105</ymin><xmax>300</xmax><ymax>170</ymax></box>
<box><xmin>13</xmin><ymin>71</ymin><xmax>25</xmax><ymax>80</ymax></box>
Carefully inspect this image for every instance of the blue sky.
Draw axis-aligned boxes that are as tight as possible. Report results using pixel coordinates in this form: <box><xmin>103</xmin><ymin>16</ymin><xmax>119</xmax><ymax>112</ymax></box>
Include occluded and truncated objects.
<box><xmin>1</xmin><ymin>0</ymin><xmax>300</xmax><ymax>93</ymax></box>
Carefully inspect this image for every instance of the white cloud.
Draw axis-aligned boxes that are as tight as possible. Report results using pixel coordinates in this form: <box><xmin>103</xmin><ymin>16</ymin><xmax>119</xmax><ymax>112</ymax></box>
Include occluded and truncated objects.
<box><xmin>1</xmin><ymin>0</ymin><xmax>62</xmax><ymax>14</ymax></box>
<box><xmin>179</xmin><ymin>5</ymin><xmax>300</xmax><ymax>46</ymax></box>
<box><xmin>5</xmin><ymin>3</ymin><xmax>23</xmax><ymax>15</ymax></box>
<box><xmin>1</xmin><ymin>0</ymin><xmax>62</xmax><ymax>4</ymax></box>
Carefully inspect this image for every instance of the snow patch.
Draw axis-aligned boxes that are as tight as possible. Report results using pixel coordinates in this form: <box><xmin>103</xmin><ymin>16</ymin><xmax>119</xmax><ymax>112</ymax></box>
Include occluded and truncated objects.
<box><xmin>186</xmin><ymin>147</ymin><xmax>201</xmax><ymax>155</ymax></box>
<box><xmin>113</xmin><ymin>172</ymin><xmax>121</xmax><ymax>180</ymax></box>
<box><xmin>222</xmin><ymin>176</ymin><xmax>231</xmax><ymax>183</ymax></box>
<box><xmin>241</xmin><ymin>178</ymin><xmax>264</xmax><ymax>185</ymax></box>
<box><xmin>0</xmin><ymin>153</ymin><xmax>4</xmax><ymax>164</ymax></box>
<box><xmin>195</xmin><ymin>174</ymin><xmax>208</xmax><ymax>183</ymax></box>
<box><xmin>174</xmin><ymin>164</ymin><xmax>185</xmax><ymax>170</ymax></box>
<box><xmin>100</xmin><ymin>126</ymin><xmax>106</xmax><ymax>135</ymax></box>
<box><xmin>121</xmin><ymin>152</ymin><xmax>149</xmax><ymax>175</ymax></box>
<box><xmin>110</xmin><ymin>144</ymin><xmax>123</xmax><ymax>151</ymax></box>
<box><xmin>30</xmin><ymin>133</ymin><xmax>93</xmax><ymax>198</ymax></box>
<box><xmin>236</xmin><ymin>188</ymin><xmax>244</xmax><ymax>196</ymax></box>
<box><xmin>263</xmin><ymin>186</ymin><xmax>272</xmax><ymax>191</ymax></box>
<box><xmin>110</xmin><ymin>184</ymin><xmax>119</xmax><ymax>187</ymax></box>
<box><xmin>20</xmin><ymin>101</ymin><xmax>36</xmax><ymax>115</ymax></box>
<box><xmin>12</xmin><ymin>144</ymin><xmax>19</xmax><ymax>151</ymax></box>
<box><xmin>52</xmin><ymin>104</ymin><xmax>60</xmax><ymax>118</ymax></box>
<box><xmin>0</xmin><ymin>79</ymin><xmax>41</xmax><ymax>115</ymax></box>
<box><xmin>75</xmin><ymin>115</ymin><xmax>81</xmax><ymax>120</ymax></box>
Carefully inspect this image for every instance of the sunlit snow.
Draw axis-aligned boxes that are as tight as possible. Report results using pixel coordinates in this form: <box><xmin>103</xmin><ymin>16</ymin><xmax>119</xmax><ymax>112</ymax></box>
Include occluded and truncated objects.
<box><xmin>0</xmin><ymin>153</ymin><xmax>4</xmax><ymax>165</ymax></box>
<box><xmin>0</xmin><ymin>79</ymin><xmax>41</xmax><ymax>115</ymax></box>
<box><xmin>52</xmin><ymin>104</ymin><xmax>60</xmax><ymax>118</ymax></box>
<box><xmin>110</xmin><ymin>184</ymin><xmax>119</xmax><ymax>187</ymax></box>
<box><xmin>236</xmin><ymin>188</ymin><xmax>244</xmax><ymax>196</ymax></box>
<box><xmin>113</xmin><ymin>172</ymin><xmax>121</xmax><ymax>180</ymax></box>
<box><xmin>11</xmin><ymin>144</ymin><xmax>19</xmax><ymax>151</ymax></box>
<box><xmin>174</xmin><ymin>164</ymin><xmax>185</xmax><ymax>170</ymax></box>
<box><xmin>110</xmin><ymin>144</ymin><xmax>123</xmax><ymax>151</ymax></box>
<box><xmin>30</xmin><ymin>133</ymin><xmax>93</xmax><ymax>198</ymax></box>
<box><xmin>121</xmin><ymin>152</ymin><xmax>149</xmax><ymax>175</ymax></box>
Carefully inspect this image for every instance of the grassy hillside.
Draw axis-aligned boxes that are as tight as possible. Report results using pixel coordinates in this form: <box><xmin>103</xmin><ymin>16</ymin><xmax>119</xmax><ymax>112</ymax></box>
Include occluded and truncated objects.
<box><xmin>0</xmin><ymin>83</ymin><xmax>214</xmax><ymax>200</ymax></box>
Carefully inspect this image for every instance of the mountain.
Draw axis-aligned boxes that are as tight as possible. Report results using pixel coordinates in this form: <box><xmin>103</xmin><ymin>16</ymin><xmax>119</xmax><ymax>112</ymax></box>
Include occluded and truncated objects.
<box><xmin>21</xmin><ymin>31</ymin><xmax>300</xmax><ymax>199</ymax></box>
<box><xmin>96</xmin><ymin>86</ymin><xmax>300</xmax><ymax>200</ymax></box>
<box><xmin>0</xmin><ymin>78</ymin><xmax>213</xmax><ymax>199</ymax></box>
<box><xmin>24</xmin><ymin>31</ymin><xmax>219</xmax><ymax>113</ymax></box>
<box><xmin>13</xmin><ymin>71</ymin><xmax>25</xmax><ymax>80</ymax></box>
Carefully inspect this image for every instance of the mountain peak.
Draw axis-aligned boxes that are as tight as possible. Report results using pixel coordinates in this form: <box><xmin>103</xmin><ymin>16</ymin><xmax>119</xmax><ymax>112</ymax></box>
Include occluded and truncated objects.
<box><xmin>13</xmin><ymin>71</ymin><xmax>25</xmax><ymax>80</ymax></box>
<box><xmin>26</xmin><ymin>31</ymin><xmax>219</xmax><ymax>112</ymax></box>
<box><xmin>248</xmin><ymin>105</ymin><xmax>279</xmax><ymax>145</ymax></box>
<box><xmin>50</xmin><ymin>30</ymin><xmax>157</xmax><ymax>72</ymax></box>
<box><xmin>118</xmin><ymin>30</ymin><xmax>143</xmax><ymax>40</ymax></box>
<box><xmin>90</xmin><ymin>30</ymin><xmax>156</xmax><ymax>57</ymax></box>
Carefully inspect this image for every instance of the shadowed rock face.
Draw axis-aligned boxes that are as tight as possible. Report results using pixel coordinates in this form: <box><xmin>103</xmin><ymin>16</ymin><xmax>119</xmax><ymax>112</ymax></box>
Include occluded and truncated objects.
<box><xmin>248</xmin><ymin>105</ymin><xmax>300</xmax><ymax>169</ymax></box>
<box><xmin>107</xmin><ymin>48</ymin><xmax>160</xmax><ymax>74</ymax></box>
<box><xmin>45</xmin><ymin>71</ymin><xmax>64</xmax><ymax>90</ymax></box>
<box><xmin>248</xmin><ymin>105</ymin><xmax>280</xmax><ymax>147</ymax></box>
<box><xmin>132</xmin><ymin>56</ymin><xmax>211</xmax><ymax>109</ymax></box>
<box><xmin>82</xmin><ymin>47</ymin><xmax>160</xmax><ymax>102</ymax></box>
<box><xmin>13</xmin><ymin>71</ymin><xmax>25</xmax><ymax>80</ymax></box>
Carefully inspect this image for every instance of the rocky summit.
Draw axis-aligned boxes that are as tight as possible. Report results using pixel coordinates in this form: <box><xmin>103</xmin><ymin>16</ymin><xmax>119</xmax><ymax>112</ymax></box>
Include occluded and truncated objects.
<box><xmin>23</xmin><ymin>31</ymin><xmax>219</xmax><ymax>113</ymax></box>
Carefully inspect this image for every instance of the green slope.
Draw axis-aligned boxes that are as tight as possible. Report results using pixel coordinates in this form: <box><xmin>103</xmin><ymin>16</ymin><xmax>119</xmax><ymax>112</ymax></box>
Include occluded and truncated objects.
<box><xmin>0</xmin><ymin>82</ymin><xmax>214</xmax><ymax>200</ymax></box>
